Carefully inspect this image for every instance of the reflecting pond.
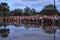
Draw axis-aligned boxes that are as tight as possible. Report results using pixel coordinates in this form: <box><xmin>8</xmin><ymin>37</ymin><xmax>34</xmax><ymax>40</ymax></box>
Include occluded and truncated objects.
<box><xmin>0</xmin><ymin>23</ymin><xmax>60</xmax><ymax>40</ymax></box>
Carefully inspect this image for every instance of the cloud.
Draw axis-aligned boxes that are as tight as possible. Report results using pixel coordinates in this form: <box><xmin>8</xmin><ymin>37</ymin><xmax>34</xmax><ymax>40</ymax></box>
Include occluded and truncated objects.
<box><xmin>12</xmin><ymin>0</ymin><xmax>54</xmax><ymax>7</ymax></box>
<box><xmin>0</xmin><ymin>0</ymin><xmax>60</xmax><ymax>12</ymax></box>
<box><xmin>13</xmin><ymin>0</ymin><xmax>28</xmax><ymax>6</ymax></box>
<box><xmin>58</xmin><ymin>0</ymin><xmax>60</xmax><ymax>2</ymax></box>
<box><xmin>22</xmin><ymin>0</ymin><xmax>38</xmax><ymax>2</ymax></box>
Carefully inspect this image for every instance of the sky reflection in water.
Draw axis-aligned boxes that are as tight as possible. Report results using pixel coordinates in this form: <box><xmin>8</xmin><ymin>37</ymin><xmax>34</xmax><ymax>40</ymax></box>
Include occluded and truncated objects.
<box><xmin>0</xmin><ymin>23</ymin><xmax>60</xmax><ymax>40</ymax></box>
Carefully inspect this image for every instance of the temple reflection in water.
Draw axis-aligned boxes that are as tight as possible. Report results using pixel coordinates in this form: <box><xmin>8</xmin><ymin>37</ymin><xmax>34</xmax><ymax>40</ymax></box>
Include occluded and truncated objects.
<box><xmin>0</xmin><ymin>21</ymin><xmax>60</xmax><ymax>37</ymax></box>
<box><xmin>0</xmin><ymin>20</ymin><xmax>60</xmax><ymax>40</ymax></box>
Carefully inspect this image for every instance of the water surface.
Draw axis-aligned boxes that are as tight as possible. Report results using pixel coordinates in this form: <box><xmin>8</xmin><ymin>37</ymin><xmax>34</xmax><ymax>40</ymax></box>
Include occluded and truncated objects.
<box><xmin>0</xmin><ymin>23</ymin><xmax>60</xmax><ymax>40</ymax></box>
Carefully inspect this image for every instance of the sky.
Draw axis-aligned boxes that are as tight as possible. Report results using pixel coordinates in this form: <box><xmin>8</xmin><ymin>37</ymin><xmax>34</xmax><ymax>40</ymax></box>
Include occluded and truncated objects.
<box><xmin>0</xmin><ymin>0</ymin><xmax>60</xmax><ymax>12</ymax></box>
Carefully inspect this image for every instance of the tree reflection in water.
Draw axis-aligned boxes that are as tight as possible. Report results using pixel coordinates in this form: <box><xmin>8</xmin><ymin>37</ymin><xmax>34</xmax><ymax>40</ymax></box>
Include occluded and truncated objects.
<box><xmin>24</xmin><ymin>23</ymin><xmax>33</xmax><ymax>30</ymax></box>
<box><xmin>42</xmin><ymin>25</ymin><xmax>56</xmax><ymax>34</ymax></box>
<box><xmin>0</xmin><ymin>22</ymin><xmax>60</xmax><ymax>38</ymax></box>
<box><xmin>0</xmin><ymin>25</ymin><xmax>10</xmax><ymax>38</ymax></box>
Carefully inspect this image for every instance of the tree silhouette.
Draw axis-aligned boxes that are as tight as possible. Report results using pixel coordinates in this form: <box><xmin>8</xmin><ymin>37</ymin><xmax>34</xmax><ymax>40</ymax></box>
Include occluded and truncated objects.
<box><xmin>40</xmin><ymin>4</ymin><xmax>59</xmax><ymax>15</ymax></box>
<box><xmin>0</xmin><ymin>2</ymin><xmax>9</xmax><ymax>16</ymax></box>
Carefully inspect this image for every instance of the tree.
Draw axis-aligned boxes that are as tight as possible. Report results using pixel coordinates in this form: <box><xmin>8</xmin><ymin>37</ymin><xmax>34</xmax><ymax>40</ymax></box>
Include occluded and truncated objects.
<box><xmin>9</xmin><ymin>11</ymin><xmax>14</xmax><ymax>16</ymax></box>
<box><xmin>13</xmin><ymin>8</ymin><xmax>23</xmax><ymax>16</ymax></box>
<box><xmin>24</xmin><ymin>7</ymin><xmax>31</xmax><ymax>16</ymax></box>
<box><xmin>24</xmin><ymin>7</ymin><xmax>38</xmax><ymax>16</ymax></box>
<box><xmin>30</xmin><ymin>8</ymin><xmax>37</xmax><ymax>15</ymax></box>
<box><xmin>0</xmin><ymin>2</ymin><xmax>9</xmax><ymax>16</ymax></box>
<box><xmin>0</xmin><ymin>2</ymin><xmax>9</xmax><ymax>29</ymax></box>
<box><xmin>40</xmin><ymin>4</ymin><xmax>59</xmax><ymax>15</ymax></box>
<box><xmin>0</xmin><ymin>11</ymin><xmax>4</xmax><ymax>16</ymax></box>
